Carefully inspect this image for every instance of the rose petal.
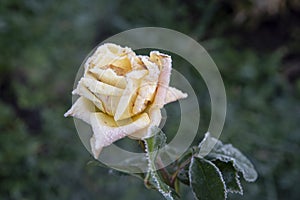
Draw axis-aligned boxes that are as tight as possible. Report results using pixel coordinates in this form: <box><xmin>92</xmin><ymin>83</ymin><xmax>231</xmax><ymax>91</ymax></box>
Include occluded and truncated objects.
<box><xmin>89</xmin><ymin>68</ymin><xmax>127</xmax><ymax>89</ymax></box>
<box><xmin>132</xmin><ymin>56</ymin><xmax>160</xmax><ymax>115</ymax></box>
<box><xmin>165</xmin><ymin>87</ymin><xmax>188</xmax><ymax>104</ymax></box>
<box><xmin>114</xmin><ymin>70</ymin><xmax>148</xmax><ymax>121</ymax></box>
<box><xmin>75</xmin><ymin>78</ymin><xmax>123</xmax><ymax>116</ymax></box>
<box><xmin>129</xmin><ymin>52</ymin><xmax>173</xmax><ymax>139</ymax></box>
<box><xmin>64</xmin><ymin>97</ymin><xmax>94</xmax><ymax>124</ymax></box>
<box><xmin>110</xmin><ymin>56</ymin><xmax>132</xmax><ymax>72</ymax></box>
<box><xmin>128</xmin><ymin>107</ymin><xmax>162</xmax><ymax>139</ymax></box>
<box><xmin>150</xmin><ymin>51</ymin><xmax>172</xmax><ymax>108</ymax></box>
<box><xmin>72</xmin><ymin>83</ymin><xmax>105</xmax><ymax>112</ymax></box>
<box><xmin>81</xmin><ymin>77</ymin><xmax>124</xmax><ymax>96</ymax></box>
<box><xmin>126</xmin><ymin>69</ymin><xmax>148</xmax><ymax>79</ymax></box>
<box><xmin>90</xmin><ymin>112</ymin><xmax>150</xmax><ymax>158</ymax></box>
<box><xmin>85</xmin><ymin>43</ymin><xmax>135</xmax><ymax>74</ymax></box>
<box><xmin>97</xmin><ymin>95</ymin><xmax>121</xmax><ymax>116</ymax></box>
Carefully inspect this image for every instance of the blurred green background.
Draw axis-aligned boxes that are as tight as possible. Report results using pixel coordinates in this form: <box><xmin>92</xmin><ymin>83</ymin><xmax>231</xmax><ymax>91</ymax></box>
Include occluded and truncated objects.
<box><xmin>1</xmin><ymin>0</ymin><xmax>299</xmax><ymax>199</ymax></box>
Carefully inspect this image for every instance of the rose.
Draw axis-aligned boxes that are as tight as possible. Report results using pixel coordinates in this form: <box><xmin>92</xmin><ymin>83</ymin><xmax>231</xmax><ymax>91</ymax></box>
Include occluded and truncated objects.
<box><xmin>64</xmin><ymin>43</ymin><xmax>187</xmax><ymax>158</ymax></box>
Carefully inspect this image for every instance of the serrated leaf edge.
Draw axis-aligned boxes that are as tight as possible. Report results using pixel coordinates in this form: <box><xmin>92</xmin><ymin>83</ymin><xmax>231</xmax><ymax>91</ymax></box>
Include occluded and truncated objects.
<box><xmin>226</xmin><ymin>171</ymin><xmax>243</xmax><ymax>195</ymax></box>
<box><xmin>209</xmin><ymin>151</ymin><xmax>258</xmax><ymax>182</ymax></box>
<box><xmin>199</xmin><ymin>132</ymin><xmax>258</xmax><ymax>182</ymax></box>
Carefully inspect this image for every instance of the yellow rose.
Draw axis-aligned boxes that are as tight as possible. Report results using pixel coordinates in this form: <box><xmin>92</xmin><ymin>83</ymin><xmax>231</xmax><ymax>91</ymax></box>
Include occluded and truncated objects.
<box><xmin>64</xmin><ymin>43</ymin><xmax>187</xmax><ymax>158</ymax></box>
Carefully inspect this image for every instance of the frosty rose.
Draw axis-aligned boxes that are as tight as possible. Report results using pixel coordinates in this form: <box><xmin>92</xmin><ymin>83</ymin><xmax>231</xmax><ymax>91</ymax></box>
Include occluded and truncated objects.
<box><xmin>64</xmin><ymin>43</ymin><xmax>187</xmax><ymax>158</ymax></box>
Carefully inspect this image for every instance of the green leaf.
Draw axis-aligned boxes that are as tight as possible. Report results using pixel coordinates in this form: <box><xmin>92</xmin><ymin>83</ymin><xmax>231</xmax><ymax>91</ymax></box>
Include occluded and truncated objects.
<box><xmin>143</xmin><ymin>127</ymin><xmax>179</xmax><ymax>200</ymax></box>
<box><xmin>189</xmin><ymin>157</ymin><xmax>227</xmax><ymax>200</ymax></box>
<box><xmin>199</xmin><ymin>132</ymin><xmax>258</xmax><ymax>182</ymax></box>
<box><xmin>214</xmin><ymin>161</ymin><xmax>243</xmax><ymax>194</ymax></box>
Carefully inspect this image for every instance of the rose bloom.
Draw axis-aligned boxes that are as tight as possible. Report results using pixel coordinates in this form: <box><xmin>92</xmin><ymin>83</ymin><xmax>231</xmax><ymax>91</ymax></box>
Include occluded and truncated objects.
<box><xmin>65</xmin><ymin>43</ymin><xmax>187</xmax><ymax>158</ymax></box>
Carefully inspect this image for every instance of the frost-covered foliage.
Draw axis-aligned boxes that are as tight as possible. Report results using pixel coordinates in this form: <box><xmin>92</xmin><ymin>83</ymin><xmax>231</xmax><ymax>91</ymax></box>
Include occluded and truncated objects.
<box><xmin>142</xmin><ymin>129</ymin><xmax>257</xmax><ymax>200</ymax></box>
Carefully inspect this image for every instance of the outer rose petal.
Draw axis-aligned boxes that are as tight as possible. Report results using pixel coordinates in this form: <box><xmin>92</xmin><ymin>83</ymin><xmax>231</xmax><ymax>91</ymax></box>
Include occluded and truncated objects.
<box><xmin>165</xmin><ymin>87</ymin><xmax>188</xmax><ymax>104</ymax></box>
<box><xmin>128</xmin><ymin>107</ymin><xmax>162</xmax><ymax>139</ymax></box>
<box><xmin>132</xmin><ymin>56</ymin><xmax>160</xmax><ymax>115</ymax></box>
<box><xmin>150</xmin><ymin>51</ymin><xmax>172</xmax><ymax>108</ymax></box>
<box><xmin>128</xmin><ymin>87</ymin><xmax>187</xmax><ymax>139</ymax></box>
<box><xmin>127</xmin><ymin>51</ymin><xmax>172</xmax><ymax>139</ymax></box>
<box><xmin>128</xmin><ymin>53</ymin><xmax>188</xmax><ymax>139</ymax></box>
<box><xmin>64</xmin><ymin>97</ymin><xmax>95</xmax><ymax>124</ymax></box>
<box><xmin>90</xmin><ymin>112</ymin><xmax>150</xmax><ymax>158</ymax></box>
<box><xmin>72</xmin><ymin>82</ymin><xmax>106</xmax><ymax>112</ymax></box>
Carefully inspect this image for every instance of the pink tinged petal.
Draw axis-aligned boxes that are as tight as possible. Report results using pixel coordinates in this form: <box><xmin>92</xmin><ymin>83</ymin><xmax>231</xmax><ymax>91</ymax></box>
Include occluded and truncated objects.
<box><xmin>132</xmin><ymin>56</ymin><xmax>160</xmax><ymax>115</ymax></box>
<box><xmin>64</xmin><ymin>97</ymin><xmax>95</xmax><ymax>124</ymax></box>
<box><xmin>165</xmin><ymin>87</ymin><xmax>188</xmax><ymax>104</ymax></box>
<box><xmin>90</xmin><ymin>112</ymin><xmax>151</xmax><ymax>159</ymax></box>
<box><xmin>150</xmin><ymin>51</ymin><xmax>172</xmax><ymax>108</ymax></box>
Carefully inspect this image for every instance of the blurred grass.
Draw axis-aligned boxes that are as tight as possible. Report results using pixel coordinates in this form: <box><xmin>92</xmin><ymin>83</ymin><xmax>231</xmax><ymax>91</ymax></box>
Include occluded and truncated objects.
<box><xmin>0</xmin><ymin>0</ymin><xmax>299</xmax><ymax>199</ymax></box>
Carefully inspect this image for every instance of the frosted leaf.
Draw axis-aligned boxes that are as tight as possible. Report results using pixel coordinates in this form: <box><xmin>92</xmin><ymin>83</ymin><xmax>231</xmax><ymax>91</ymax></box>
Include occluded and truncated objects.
<box><xmin>198</xmin><ymin>132</ymin><xmax>258</xmax><ymax>182</ymax></box>
<box><xmin>214</xmin><ymin>160</ymin><xmax>243</xmax><ymax>195</ymax></box>
<box><xmin>189</xmin><ymin>157</ymin><xmax>227</xmax><ymax>200</ymax></box>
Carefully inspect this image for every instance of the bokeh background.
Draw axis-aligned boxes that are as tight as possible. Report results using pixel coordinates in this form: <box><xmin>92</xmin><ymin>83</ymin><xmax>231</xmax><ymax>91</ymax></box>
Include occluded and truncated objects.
<box><xmin>1</xmin><ymin>0</ymin><xmax>299</xmax><ymax>199</ymax></box>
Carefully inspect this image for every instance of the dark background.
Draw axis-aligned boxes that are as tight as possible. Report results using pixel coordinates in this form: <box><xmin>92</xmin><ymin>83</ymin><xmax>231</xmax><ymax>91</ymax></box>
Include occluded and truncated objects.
<box><xmin>0</xmin><ymin>0</ymin><xmax>299</xmax><ymax>199</ymax></box>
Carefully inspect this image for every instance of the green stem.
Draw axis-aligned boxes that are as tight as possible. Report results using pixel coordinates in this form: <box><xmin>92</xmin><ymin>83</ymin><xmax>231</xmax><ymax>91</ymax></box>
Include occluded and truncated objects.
<box><xmin>170</xmin><ymin>157</ymin><xmax>192</xmax><ymax>187</ymax></box>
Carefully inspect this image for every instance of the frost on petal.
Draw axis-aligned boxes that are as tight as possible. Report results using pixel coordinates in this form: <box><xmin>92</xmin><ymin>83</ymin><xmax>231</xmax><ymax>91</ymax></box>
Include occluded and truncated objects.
<box><xmin>80</xmin><ymin>78</ymin><xmax>124</xmax><ymax>96</ymax></box>
<box><xmin>132</xmin><ymin>56</ymin><xmax>160</xmax><ymax>115</ymax></box>
<box><xmin>114</xmin><ymin>71</ymin><xmax>147</xmax><ymax>121</ymax></box>
<box><xmin>165</xmin><ymin>87</ymin><xmax>188</xmax><ymax>104</ymax></box>
<box><xmin>72</xmin><ymin>82</ymin><xmax>105</xmax><ymax>112</ymax></box>
<box><xmin>89</xmin><ymin>68</ymin><xmax>127</xmax><ymax>89</ymax></box>
<box><xmin>128</xmin><ymin>107</ymin><xmax>162</xmax><ymax>139</ymax></box>
<box><xmin>150</xmin><ymin>51</ymin><xmax>172</xmax><ymax>108</ymax></box>
<box><xmin>126</xmin><ymin>69</ymin><xmax>148</xmax><ymax>79</ymax></box>
<box><xmin>98</xmin><ymin>95</ymin><xmax>121</xmax><ymax>116</ymax></box>
<box><xmin>84</xmin><ymin>43</ymin><xmax>135</xmax><ymax>74</ymax></box>
<box><xmin>145</xmin><ymin>107</ymin><xmax>162</xmax><ymax>137</ymax></box>
<box><xmin>90</xmin><ymin>112</ymin><xmax>150</xmax><ymax>158</ymax></box>
<box><xmin>74</xmin><ymin>78</ymin><xmax>125</xmax><ymax>116</ymax></box>
<box><xmin>64</xmin><ymin>97</ymin><xmax>95</xmax><ymax>124</ymax></box>
<box><xmin>65</xmin><ymin>44</ymin><xmax>189</xmax><ymax>159</ymax></box>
